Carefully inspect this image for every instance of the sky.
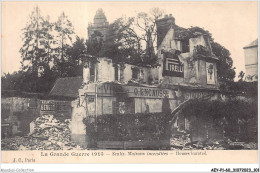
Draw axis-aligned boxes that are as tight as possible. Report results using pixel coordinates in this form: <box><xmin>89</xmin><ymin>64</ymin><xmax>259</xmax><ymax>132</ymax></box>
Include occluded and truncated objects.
<box><xmin>1</xmin><ymin>1</ymin><xmax>258</xmax><ymax>80</ymax></box>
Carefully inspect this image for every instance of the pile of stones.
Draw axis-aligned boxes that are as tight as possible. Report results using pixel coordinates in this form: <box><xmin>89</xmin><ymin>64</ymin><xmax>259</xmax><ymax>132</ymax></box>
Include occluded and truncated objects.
<box><xmin>1</xmin><ymin>115</ymin><xmax>83</xmax><ymax>150</ymax></box>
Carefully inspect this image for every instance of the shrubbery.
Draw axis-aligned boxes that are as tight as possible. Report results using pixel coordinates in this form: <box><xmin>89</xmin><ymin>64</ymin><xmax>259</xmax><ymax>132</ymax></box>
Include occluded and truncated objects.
<box><xmin>181</xmin><ymin>98</ymin><xmax>258</xmax><ymax>142</ymax></box>
<box><xmin>220</xmin><ymin>81</ymin><xmax>258</xmax><ymax>96</ymax></box>
<box><xmin>83</xmin><ymin>112</ymin><xmax>171</xmax><ymax>142</ymax></box>
<box><xmin>83</xmin><ymin>96</ymin><xmax>257</xmax><ymax>144</ymax></box>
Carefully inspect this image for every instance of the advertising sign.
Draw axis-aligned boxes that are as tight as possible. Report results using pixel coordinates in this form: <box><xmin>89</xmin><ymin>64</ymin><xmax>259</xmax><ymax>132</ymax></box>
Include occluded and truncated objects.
<box><xmin>86</xmin><ymin>83</ymin><xmax>177</xmax><ymax>99</ymax></box>
<box><xmin>124</xmin><ymin>86</ymin><xmax>176</xmax><ymax>99</ymax></box>
<box><xmin>162</xmin><ymin>51</ymin><xmax>184</xmax><ymax>77</ymax></box>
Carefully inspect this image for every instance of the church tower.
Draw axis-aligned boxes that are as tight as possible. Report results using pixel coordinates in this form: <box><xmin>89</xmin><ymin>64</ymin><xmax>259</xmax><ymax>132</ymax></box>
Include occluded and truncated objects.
<box><xmin>88</xmin><ymin>8</ymin><xmax>109</xmax><ymax>40</ymax></box>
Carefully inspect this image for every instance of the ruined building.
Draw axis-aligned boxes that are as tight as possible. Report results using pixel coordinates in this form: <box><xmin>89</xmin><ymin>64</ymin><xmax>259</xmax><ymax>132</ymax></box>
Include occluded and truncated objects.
<box><xmin>156</xmin><ymin>15</ymin><xmax>219</xmax><ymax>89</ymax></box>
<box><xmin>243</xmin><ymin>39</ymin><xmax>258</xmax><ymax>82</ymax></box>
<box><xmin>71</xmin><ymin>12</ymin><xmax>220</xmax><ymax>139</ymax></box>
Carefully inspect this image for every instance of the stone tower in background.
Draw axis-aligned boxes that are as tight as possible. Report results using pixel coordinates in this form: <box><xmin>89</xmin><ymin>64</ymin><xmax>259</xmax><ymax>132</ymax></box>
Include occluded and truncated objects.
<box><xmin>88</xmin><ymin>8</ymin><xmax>109</xmax><ymax>40</ymax></box>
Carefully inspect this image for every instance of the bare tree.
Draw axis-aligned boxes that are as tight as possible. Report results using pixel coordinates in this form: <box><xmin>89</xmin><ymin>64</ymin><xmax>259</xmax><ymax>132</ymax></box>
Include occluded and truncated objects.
<box><xmin>89</xmin><ymin>8</ymin><xmax>164</xmax><ymax>66</ymax></box>
<box><xmin>135</xmin><ymin>8</ymin><xmax>164</xmax><ymax>63</ymax></box>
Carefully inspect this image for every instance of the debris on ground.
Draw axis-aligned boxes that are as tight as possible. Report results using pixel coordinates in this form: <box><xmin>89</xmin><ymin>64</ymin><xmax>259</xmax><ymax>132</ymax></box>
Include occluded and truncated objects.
<box><xmin>170</xmin><ymin>133</ymin><xmax>191</xmax><ymax>149</ymax></box>
<box><xmin>170</xmin><ymin>130</ymin><xmax>257</xmax><ymax>150</ymax></box>
<box><xmin>1</xmin><ymin>115</ymin><xmax>83</xmax><ymax>150</ymax></box>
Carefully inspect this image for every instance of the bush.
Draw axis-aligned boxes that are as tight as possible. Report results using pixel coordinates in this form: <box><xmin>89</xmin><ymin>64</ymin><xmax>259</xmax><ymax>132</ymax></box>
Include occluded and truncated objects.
<box><xmin>181</xmin><ymin>98</ymin><xmax>258</xmax><ymax>142</ymax></box>
<box><xmin>83</xmin><ymin>112</ymin><xmax>171</xmax><ymax>142</ymax></box>
<box><xmin>220</xmin><ymin>81</ymin><xmax>258</xmax><ymax>96</ymax></box>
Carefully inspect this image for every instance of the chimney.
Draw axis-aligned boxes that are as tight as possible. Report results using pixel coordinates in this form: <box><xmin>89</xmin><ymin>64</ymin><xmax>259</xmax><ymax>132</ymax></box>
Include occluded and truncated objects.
<box><xmin>156</xmin><ymin>14</ymin><xmax>175</xmax><ymax>48</ymax></box>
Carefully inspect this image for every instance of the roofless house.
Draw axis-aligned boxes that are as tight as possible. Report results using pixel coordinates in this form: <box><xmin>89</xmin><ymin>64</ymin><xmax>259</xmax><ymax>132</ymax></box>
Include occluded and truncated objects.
<box><xmin>70</xmin><ymin>10</ymin><xmax>220</xmax><ymax>148</ymax></box>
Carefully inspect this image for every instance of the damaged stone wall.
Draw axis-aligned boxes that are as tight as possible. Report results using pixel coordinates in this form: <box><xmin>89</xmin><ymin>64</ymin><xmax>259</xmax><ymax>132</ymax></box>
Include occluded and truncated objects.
<box><xmin>156</xmin><ymin>15</ymin><xmax>219</xmax><ymax>89</ymax></box>
<box><xmin>2</xmin><ymin>115</ymin><xmax>84</xmax><ymax>150</ymax></box>
<box><xmin>1</xmin><ymin>97</ymin><xmax>72</xmax><ymax>137</ymax></box>
<box><xmin>83</xmin><ymin>57</ymin><xmax>157</xmax><ymax>85</ymax></box>
<box><xmin>189</xmin><ymin>35</ymin><xmax>208</xmax><ymax>53</ymax></box>
<box><xmin>71</xmin><ymin>102</ymin><xmax>88</xmax><ymax>147</ymax></box>
<box><xmin>97</xmin><ymin>58</ymin><xmax>115</xmax><ymax>82</ymax></box>
<box><xmin>1</xmin><ymin>97</ymin><xmax>41</xmax><ymax>136</ymax></box>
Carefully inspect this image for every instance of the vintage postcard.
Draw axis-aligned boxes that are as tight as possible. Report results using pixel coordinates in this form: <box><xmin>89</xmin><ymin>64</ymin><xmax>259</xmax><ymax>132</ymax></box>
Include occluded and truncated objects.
<box><xmin>1</xmin><ymin>1</ymin><xmax>258</xmax><ymax>167</ymax></box>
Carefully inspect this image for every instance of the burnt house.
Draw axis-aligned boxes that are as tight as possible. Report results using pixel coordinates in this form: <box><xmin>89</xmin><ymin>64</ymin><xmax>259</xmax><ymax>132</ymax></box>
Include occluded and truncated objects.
<box><xmin>77</xmin><ymin>13</ymin><xmax>219</xmax><ymax>116</ymax></box>
<box><xmin>71</xmin><ymin>12</ymin><xmax>221</xmax><ymax>143</ymax></box>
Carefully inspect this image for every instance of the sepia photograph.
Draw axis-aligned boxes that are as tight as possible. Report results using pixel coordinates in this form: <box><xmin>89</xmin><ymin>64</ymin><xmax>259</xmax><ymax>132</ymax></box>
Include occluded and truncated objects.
<box><xmin>1</xmin><ymin>1</ymin><xmax>258</xmax><ymax>166</ymax></box>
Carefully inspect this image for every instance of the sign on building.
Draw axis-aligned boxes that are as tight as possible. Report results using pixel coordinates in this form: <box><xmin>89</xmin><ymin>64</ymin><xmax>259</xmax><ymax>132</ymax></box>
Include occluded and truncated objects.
<box><xmin>85</xmin><ymin>83</ymin><xmax>178</xmax><ymax>99</ymax></box>
<box><xmin>206</xmin><ymin>62</ymin><xmax>215</xmax><ymax>84</ymax></box>
<box><xmin>162</xmin><ymin>51</ymin><xmax>184</xmax><ymax>77</ymax></box>
<box><xmin>124</xmin><ymin>86</ymin><xmax>176</xmax><ymax>99</ymax></box>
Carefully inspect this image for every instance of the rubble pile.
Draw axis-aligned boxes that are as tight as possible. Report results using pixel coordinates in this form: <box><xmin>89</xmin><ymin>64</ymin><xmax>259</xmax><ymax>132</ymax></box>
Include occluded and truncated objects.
<box><xmin>170</xmin><ymin>130</ymin><xmax>257</xmax><ymax>150</ymax></box>
<box><xmin>170</xmin><ymin>133</ymin><xmax>227</xmax><ymax>150</ymax></box>
<box><xmin>170</xmin><ymin>133</ymin><xmax>191</xmax><ymax>150</ymax></box>
<box><xmin>1</xmin><ymin>115</ymin><xmax>83</xmax><ymax>150</ymax></box>
<box><xmin>31</xmin><ymin>115</ymin><xmax>71</xmax><ymax>143</ymax></box>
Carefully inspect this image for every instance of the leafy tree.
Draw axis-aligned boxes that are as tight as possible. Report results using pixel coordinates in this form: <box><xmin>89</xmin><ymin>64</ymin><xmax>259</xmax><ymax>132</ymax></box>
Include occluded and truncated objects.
<box><xmin>86</xmin><ymin>16</ymin><xmax>142</xmax><ymax>64</ymax></box>
<box><xmin>2</xmin><ymin>69</ymin><xmax>58</xmax><ymax>93</ymax></box>
<box><xmin>211</xmin><ymin>42</ymin><xmax>236</xmax><ymax>85</ymax></box>
<box><xmin>20</xmin><ymin>6</ymin><xmax>46</xmax><ymax>74</ymax></box>
<box><xmin>86</xmin><ymin>31</ymin><xmax>103</xmax><ymax>56</ymax></box>
<box><xmin>42</xmin><ymin>16</ymin><xmax>55</xmax><ymax>64</ymax></box>
<box><xmin>101</xmin><ymin>17</ymin><xmax>141</xmax><ymax>64</ymax></box>
<box><xmin>19</xmin><ymin>6</ymin><xmax>56</xmax><ymax>91</ymax></box>
<box><xmin>53</xmin><ymin>12</ymin><xmax>75</xmax><ymax>77</ymax></box>
<box><xmin>65</xmin><ymin>37</ymin><xmax>88</xmax><ymax>76</ymax></box>
<box><xmin>2</xmin><ymin>72</ymin><xmax>24</xmax><ymax>91</ymax></box>
<box><xmin>4</xmin><ymin>8</ymin><xmax>78</xmax><ymax>93</ymax></box>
